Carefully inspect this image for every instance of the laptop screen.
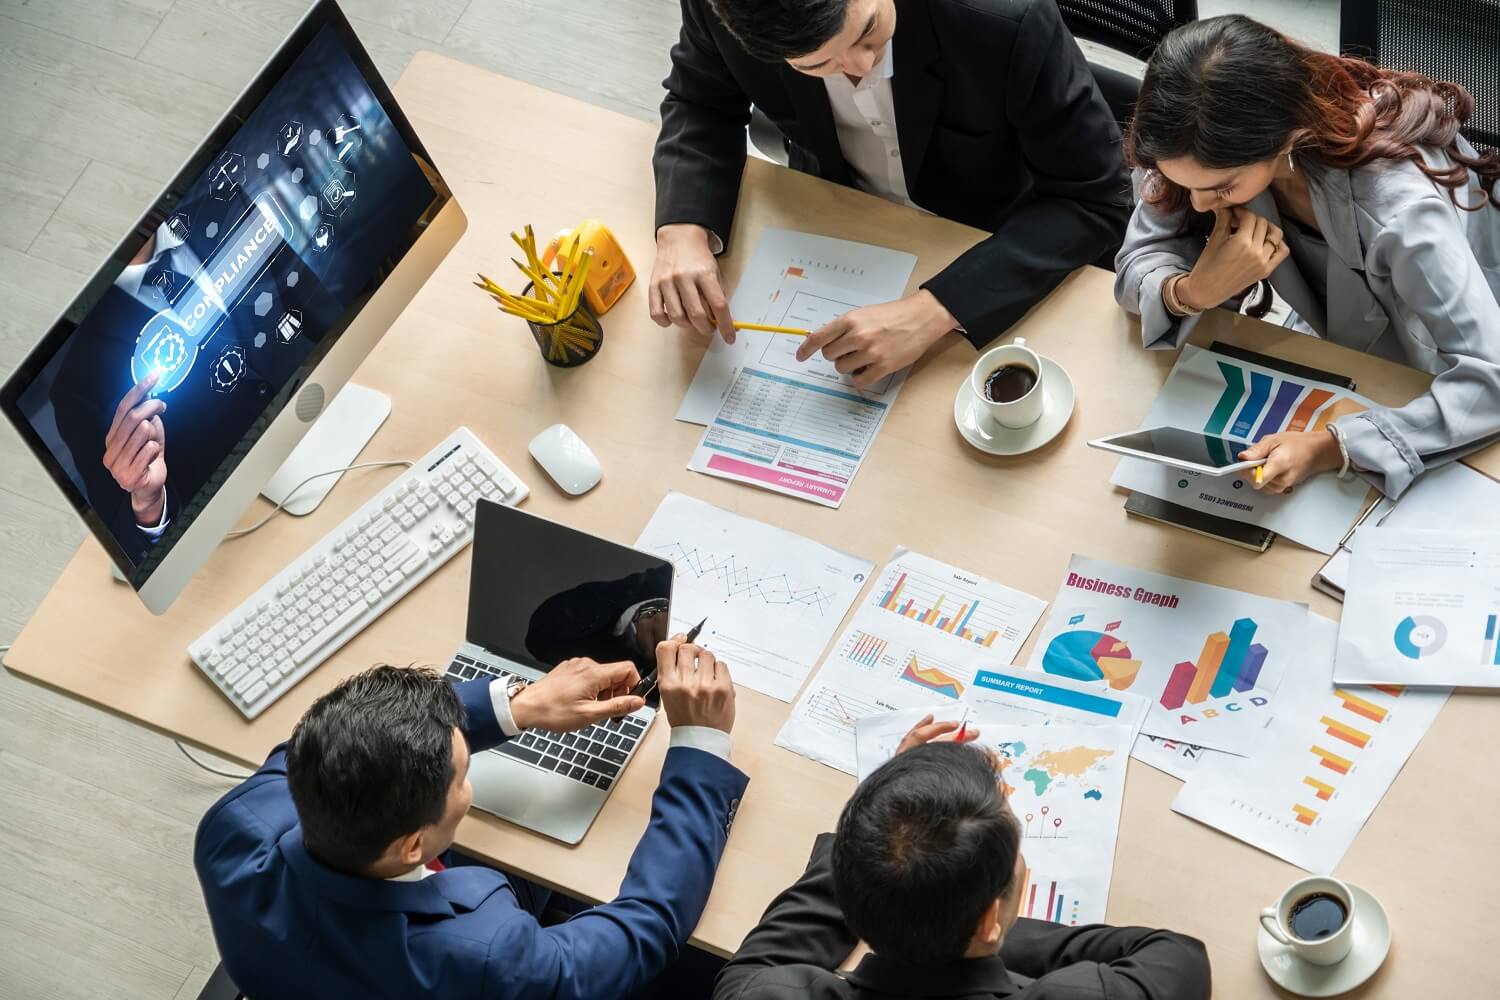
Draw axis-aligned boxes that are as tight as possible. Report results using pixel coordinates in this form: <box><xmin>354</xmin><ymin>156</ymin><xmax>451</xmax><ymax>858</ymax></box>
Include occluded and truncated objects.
<box><xmin>468</xmin><ymin>500</ymin><xmax>674</xmax><ymax>680</ymax></box>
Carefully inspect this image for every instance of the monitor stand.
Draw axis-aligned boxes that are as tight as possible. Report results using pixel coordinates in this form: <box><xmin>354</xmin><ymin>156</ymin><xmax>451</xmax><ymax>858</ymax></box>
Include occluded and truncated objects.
<box><xmin>260</xmin><ymin>382</ymin><xmax>392</xmax><ymax>515</ymax></box>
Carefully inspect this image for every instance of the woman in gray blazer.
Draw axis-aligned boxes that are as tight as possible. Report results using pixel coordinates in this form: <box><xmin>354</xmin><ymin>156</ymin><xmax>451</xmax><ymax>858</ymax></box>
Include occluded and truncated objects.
<box><xmin>1114</xmin><ymin>15</ymin><xmax>1500</xmax><ymax>499</ymax></box>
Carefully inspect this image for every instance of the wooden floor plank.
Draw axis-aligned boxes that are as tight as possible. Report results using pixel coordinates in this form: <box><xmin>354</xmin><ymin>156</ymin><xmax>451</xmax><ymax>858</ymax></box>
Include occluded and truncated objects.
<box><xmin>0</xmin><ymin>0</ymin><xmax>173</xmax><ymax>58</ymax></box>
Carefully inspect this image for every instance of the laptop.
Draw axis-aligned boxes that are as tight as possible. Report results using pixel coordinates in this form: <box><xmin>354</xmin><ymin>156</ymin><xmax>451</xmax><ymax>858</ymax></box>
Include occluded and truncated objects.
<box><xmin>447</xmin><ymin>499</ymin><xmax>673</xmax><ymax>844</ymax></box>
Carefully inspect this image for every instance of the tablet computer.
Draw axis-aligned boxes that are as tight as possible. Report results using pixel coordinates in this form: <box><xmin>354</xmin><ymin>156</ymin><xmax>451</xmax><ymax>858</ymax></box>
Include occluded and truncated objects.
<box><xmin>1088</xmin><ymin>426</ymin><xmax>1264</xmax><ymax>476</ymax></box>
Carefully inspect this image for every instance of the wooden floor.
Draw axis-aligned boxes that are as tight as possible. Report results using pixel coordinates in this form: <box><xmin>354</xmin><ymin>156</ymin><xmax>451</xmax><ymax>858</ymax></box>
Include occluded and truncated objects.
<box><xmin>0</xmin><ymin>1</ymin><xmax>1334</xmax><ymax>996</ymax></box>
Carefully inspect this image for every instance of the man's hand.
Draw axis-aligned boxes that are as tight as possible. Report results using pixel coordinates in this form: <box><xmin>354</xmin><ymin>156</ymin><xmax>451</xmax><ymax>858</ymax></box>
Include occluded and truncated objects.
<box><xmin>795</xmin><ymin>289</ymin><xmax>956</xmax><ymax>388</ymax></box>
<box><xmin>1178</xmin><ymin>207</ymin><xmax>1291</xmax><ymax>311</ymax></box>
<box><xmin>509</xmin><ymin>658</ymin><xmax>645</xmax><ymax>732</ymax></box>
<box><xmin>656</xmin><ymin>636</ymin><xmax>736</xmax><ymax>733</ymax></box>
<box><xmin>103</xmin><ymin>373</ymin><xmax>168</xmax><ymax>527</ymax></box>
<box><xmin>649</xmin><ymin>223</ymin><xmax>735</xmax><ymax>341</ymax></box>
<box><xmin>1239</xmin><ymin>431</ymin><xmax>1342</xmax><ymax>493</ymax></box>
<box><xmin>895</xmin><ymin>713</ymin><xmax>981</xmax><ymax>755</ymax></box>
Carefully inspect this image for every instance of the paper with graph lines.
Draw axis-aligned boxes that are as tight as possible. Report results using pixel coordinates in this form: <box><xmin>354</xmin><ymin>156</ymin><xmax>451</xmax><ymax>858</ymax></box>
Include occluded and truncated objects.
<box><xmin>635</xmin><ymin>493</ymin><xmax>873</xmax><ymax>701</ymax></box>
<box><xmin>775</xmin><ymin>548</ymin><xmax>1048</xmax><ymax>774</ymax></box>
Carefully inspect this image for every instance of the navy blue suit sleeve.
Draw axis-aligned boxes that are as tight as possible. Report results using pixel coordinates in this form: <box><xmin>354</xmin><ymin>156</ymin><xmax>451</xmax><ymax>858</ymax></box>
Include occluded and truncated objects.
<box><xmin>456</xmin><ymin>677</ymin><xmax>508</xmax><ymax>753</ymax></box>
<box><xmin>481</xmin><ymin>746</ymin><xmax>750</xmax><ymax>1000</ymax></box>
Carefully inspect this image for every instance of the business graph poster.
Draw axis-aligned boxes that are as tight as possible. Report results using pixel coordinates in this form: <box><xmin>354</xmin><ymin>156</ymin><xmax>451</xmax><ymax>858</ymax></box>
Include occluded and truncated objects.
<box><xmin>1029</xmin><ymin>556</ymin><xmax>1305</xmax><ymax>755</ymax></box>
<box><xmin>1110</xmin><ymin>346</ymin><xmax>1373</xmax><ymax>553</ymax></box>
<box><xmin>1175</xmin><ymin>616</ymin><xmax>1448</xmax><ymax>874</ymax></box>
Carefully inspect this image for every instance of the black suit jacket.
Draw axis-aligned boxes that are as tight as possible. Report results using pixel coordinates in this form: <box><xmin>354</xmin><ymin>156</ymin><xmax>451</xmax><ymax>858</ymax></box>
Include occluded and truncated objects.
<box><xmin>654</xmin><ymin>0</ymin><xmax>1132</xmax><ymax>346</ymax></box>
<box><xmin>714</xmin><ymin>835</ymin><xmax>1212</xmax><ymax>1000</ymax></box>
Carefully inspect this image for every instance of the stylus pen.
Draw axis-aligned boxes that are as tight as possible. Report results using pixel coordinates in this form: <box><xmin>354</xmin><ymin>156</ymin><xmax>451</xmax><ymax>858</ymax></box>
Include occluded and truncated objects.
<box><xmin>631</xmin><ymin>617</ymin><xmax>710</xmax><ymax>699</ymax></box>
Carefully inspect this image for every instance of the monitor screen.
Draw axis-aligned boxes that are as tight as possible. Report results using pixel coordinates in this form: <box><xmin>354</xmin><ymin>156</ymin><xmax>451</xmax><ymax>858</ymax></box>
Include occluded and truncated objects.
<box><xmin>1</xmin><ymin>10</ymin><xmax>444</xmax><ymax>581</ymax></box>
<box><xmin>468</xmin><ymin>501</ymin><xmax>675</xmax><ymax>683</ymax></box>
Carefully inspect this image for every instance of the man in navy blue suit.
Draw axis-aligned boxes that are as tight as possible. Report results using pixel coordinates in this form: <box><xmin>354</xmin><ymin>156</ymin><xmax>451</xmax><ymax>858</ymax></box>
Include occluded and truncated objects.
<box><xmin>195</xmin><ymin>636</ymin><xmax>747</xmax><ymax>999</ymax></box>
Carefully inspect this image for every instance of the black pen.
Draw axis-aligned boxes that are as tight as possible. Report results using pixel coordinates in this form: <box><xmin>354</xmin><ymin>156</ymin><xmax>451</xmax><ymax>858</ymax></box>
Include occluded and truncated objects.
<box><xmin>633</xmin><ymin>617</ymin><xmax>709</xmax><ymax>699</ymax></box>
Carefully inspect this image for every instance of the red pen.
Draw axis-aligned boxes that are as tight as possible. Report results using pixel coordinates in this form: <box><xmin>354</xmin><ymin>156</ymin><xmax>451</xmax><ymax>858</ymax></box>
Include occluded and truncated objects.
<box><xmin>956</xmin><ymin>708</ymin><xmax>971</xmax><ymax>742</ymax></box>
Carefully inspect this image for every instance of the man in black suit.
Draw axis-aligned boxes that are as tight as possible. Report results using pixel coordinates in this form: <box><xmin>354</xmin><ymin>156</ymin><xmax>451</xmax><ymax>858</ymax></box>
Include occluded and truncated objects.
<box><xmin>714</xmin><ymin>724</ymin><xmax>1212</xmax><ymax>999</ymax></box>
<box><xmin>651</xmin><ymin>0</ymin><xmax>1131</xmax><ymax>387</ymax></box>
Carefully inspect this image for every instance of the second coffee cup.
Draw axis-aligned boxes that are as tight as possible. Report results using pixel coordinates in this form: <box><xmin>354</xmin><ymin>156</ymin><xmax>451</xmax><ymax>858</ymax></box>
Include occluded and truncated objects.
<box><xmin>970</xmin><ymin>338</ymin><xmax>1045</xmax><ymax>429</ymax></box>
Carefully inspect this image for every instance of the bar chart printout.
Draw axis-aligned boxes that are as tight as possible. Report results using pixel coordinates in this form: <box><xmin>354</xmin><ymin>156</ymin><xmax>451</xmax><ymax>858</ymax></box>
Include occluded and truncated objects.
<box><xmin>1033</xmin><ymin>556</ymin><xmax>1305</xmax><ymax>756</ymax></box>
<box><xmin>777</xmin><ymin>548</ymin><xmax>1048</xmax><ymax>775</ymax></box>
<box><xmin>1174</xmin><ymin>616</ymin><xmax>1449</xmax><ymax>874</ymax></box>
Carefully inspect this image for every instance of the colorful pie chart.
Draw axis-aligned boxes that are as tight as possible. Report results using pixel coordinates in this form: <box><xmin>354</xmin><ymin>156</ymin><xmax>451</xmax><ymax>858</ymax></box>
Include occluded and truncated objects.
<box><xmin>1042</xmin><ymin>630</ymin><xmax>1142</xmax><ymax>690</ymax></box>
<box><xmin>1393</xmin><ymin>615</ymin><xmax>1447</xmax><ymax>659</ymax></box>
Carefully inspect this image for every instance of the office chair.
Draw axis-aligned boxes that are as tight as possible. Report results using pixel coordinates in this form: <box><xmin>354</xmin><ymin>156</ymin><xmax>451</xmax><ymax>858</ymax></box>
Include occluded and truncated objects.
<box><xmin>1340</xmin><ymin>0</ymin><xmax>1500</xmax><ymax>153</ymax></box>
<box><xmin>1055</xmin><ymin>0</ymin><xmax>1200</xmax><ymax>125</ymax></box>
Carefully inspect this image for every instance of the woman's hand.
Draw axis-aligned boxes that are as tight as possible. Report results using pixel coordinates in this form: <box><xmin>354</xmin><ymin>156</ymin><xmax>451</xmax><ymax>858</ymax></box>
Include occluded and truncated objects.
<box><xmin>1239</xmin><ymin>431</ymin><xmax>1343</xmax><ymax>492</ymax></box>
<box><xmin>1179</xmin><ymin>207</ymin><xmax>1291</xmax><ymax>310</ymax></box>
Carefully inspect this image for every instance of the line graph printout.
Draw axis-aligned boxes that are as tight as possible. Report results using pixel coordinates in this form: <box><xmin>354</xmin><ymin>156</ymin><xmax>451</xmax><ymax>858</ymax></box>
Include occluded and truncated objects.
<box><xmin>677</xmin><ymin>228</ymin><xmax>916</xmax><ymax>425</ymax></box>
<box><xmin>635</xmin><ymin>493</ymin><xmax>873</xmax><ymax>701</ymax></box>
<box><xmin>1109</xmin><ymin>346</ymin><xmax>1374</xmax><ymax>552</ymax></box>
<box><xmin>776</xmin><ymin>548</ymin><xmax>1047</xmax><ymax>773</ymax></box>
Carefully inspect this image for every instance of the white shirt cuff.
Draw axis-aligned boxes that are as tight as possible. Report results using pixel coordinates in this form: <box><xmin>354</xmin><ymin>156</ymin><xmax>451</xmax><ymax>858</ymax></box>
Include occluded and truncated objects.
<box><xmin>669</xmin><ymin>725</ymin><xmax>732</xmax><ymax>762</ymax></box>
<box><xmin>137</xmin><ymin>489</ymin><xmax>170</xmax><ymax>539</ymax></box>
<box><xmin>488</xmin><ymin>678</ymin><xmax>523</xmax><ymax>737</ymax></box>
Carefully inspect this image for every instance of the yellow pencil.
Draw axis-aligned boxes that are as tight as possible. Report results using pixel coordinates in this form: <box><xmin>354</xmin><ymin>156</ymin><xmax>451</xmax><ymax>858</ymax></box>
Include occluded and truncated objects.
<box><xmin>733</xmin><ymin>322</ymin><xmax>810</xmax><ymax>336</ymax></box>
<box><xmin>1254</xmin><ymin>465</ymin><xmax>1264</xmax><ymax>485</ymax></box>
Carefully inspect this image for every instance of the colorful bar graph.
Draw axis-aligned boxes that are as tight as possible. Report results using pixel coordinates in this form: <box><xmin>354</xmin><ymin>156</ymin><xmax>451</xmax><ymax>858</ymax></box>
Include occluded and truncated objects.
<box><xmin>1485</xmin><ymin>614</ymin><xmax>1500</xmax><ymax>666</ymax></box>
<box><xmin>1230</xmin><ymin>370</ymin><xmax>1274</xmax><ymax>438</ymax></box>
<box><xmin>1293</xmin><ymin>804</ymin><xmax>1319</xmax><ymax>826</ymax></box>
<box><xmin>1287</xmin><ymin>388</ymin><xmax>1335</xmax><ymax>431</ymax></box>
<box><xmin>1303</xmin><ymin>776</ymin><xmax>1336</xmax><ymax>801</ymax></box>
<box><xmin>1333</xmin><ymin>688</ymin><xmax>1389</xmax><ymax>724</ymax></box>
<box><xmin>879</xmin><ymin>572</ymin><xmax>908</xmax><ymax>610</ymax></box>
<box><xmin>846</xmin><ymin>632</ymin><xmax>888</xmax><ymax>668</ymax></box>
<box><xmin>1321</xmin><ymin>715</ymin><xmax>1372</xmax><ymax>749</ymax></box>
<box><xmin>1371</xmin><ymin>684</ymin><xmax>1404</xmax><ymax>696</ymax></box>
<box><xmin>1206</xmin><ymin>362</ymin><xmax>1247</xmax><ymax>435</ymax></box>
<box><xmin>1160</xmin><ymin>661</ymin><xmax>1197</xmax><ymax>711</ymax></box>
<box><xmin>1210</xmin><ymin>618</ymin><xmax>1259</xmax><ymax>697</ymax></box>
<box><xmin>1186</xmin><ymin>632</ymin><xmax>1230</xmax><ymax>704</ymax></box>
<box><xmin>1232</xmin><ymin>644</ymin><xmax>1268</xmax><ymax>692</ymax></box>
<box><xmin>1311</xmin><ymin>745</ymin><xmax>1353</xmax><ymax>775</ymax></box>
<box><xmin>1053</xmin><ymin>892</ymin><xmax>1065</xmax><ymax>923</ymax></box>
<box><xmin>1253</xmin><ymin>380</ymin><xmax>1305</xmax><ymax>441</ymax></box>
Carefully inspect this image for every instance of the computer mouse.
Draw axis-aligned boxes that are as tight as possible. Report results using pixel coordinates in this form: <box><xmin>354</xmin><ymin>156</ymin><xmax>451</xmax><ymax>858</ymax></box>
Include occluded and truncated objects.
<box><xmin>527</xmin><ymin>423</ymin><xmax>602</xmax><ymax>496</ymax></box>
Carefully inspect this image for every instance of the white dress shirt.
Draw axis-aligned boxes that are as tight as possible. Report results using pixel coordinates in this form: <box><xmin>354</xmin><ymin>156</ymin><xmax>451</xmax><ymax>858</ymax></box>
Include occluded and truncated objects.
<box><xmin>822</xmin><ymin>43</ymin><xmax>915</xmax><ymax>208</ymax></box>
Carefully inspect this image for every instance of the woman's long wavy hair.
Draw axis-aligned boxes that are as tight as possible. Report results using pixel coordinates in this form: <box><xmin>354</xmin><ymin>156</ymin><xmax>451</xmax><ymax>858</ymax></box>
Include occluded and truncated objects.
<box><xmin>1124</xmin><ymin>15</ymin><xmax>1500</xmax><ymax>314</ymax></box>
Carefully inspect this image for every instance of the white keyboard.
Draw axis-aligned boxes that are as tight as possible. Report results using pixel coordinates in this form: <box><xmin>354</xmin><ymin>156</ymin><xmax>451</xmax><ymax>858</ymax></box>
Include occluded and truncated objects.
<box><xmin>189</xmin><ymin>427</ymin><xmax>529</xmax><ymax>718</ymax></box>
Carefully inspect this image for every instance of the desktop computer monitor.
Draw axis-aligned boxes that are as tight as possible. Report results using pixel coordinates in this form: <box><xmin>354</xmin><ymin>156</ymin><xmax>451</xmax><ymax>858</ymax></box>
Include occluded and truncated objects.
<box><xmin>0</xmin><ymin>1</ymin><xmax>464</xmax><ymax>614</ymax></box>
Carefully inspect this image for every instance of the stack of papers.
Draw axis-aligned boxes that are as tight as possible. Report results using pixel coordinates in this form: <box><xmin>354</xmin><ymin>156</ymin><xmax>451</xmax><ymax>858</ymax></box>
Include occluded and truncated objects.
<box><xmin>678</xmin><ymin>230</ymin><xmax>916</xmax><ymax>508</ymax></box>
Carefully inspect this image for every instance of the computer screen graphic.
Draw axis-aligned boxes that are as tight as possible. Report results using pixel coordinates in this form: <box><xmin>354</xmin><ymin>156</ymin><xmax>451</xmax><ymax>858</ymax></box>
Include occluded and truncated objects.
<box><xmin>11</xmin><ymin>23</ymin><xmax>436</xmax><ymax>570</ymax></box>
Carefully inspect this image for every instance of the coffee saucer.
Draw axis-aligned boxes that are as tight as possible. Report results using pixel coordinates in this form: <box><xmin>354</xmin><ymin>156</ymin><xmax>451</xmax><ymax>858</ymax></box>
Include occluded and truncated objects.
<box><xmin>953</xmin><ymin>355</ymin><xmax>1075</xmax><ymax>456</ymax></box>
<box><xmin>1257</xmin><ymin>883</ymin><xmax>1391</xmax><ymax>997</ymax></box>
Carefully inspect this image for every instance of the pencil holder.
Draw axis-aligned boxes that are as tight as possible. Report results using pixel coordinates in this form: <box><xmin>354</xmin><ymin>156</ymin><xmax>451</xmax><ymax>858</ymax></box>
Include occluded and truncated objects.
<box><xmin>522</xmin><ymin>280</ymin><xmax>604</xmax><ymax>368</ymax></box>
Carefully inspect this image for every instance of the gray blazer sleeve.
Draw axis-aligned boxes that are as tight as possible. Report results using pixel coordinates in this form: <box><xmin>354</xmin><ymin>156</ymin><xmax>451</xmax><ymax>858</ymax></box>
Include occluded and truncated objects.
<box><xmin>1339</xmin><ymin>194</ymin><xmax>1500</xmax><ymax>498</ymax></box>
<box><xmin>1113</xmin><ymin>173</ymin><xmax>1206</xmax><ymax>349</ymax></box>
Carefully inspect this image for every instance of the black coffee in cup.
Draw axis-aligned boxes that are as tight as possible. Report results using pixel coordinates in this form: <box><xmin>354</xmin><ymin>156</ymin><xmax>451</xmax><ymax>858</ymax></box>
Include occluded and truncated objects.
<box><xmin>1287</xmin><ymin>892</ymin><xmax>1348</xmax><ymax>940</ymax></box>
<box><xmin>983</xmin><ymin>363</ymin><xmax>1038</xmax><ymax>403</ymax></box>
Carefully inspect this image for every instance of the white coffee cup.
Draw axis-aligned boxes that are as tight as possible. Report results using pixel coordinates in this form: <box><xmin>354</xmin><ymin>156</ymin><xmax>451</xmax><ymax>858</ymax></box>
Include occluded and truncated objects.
<box><xmin>1259</xmin><ymin>876</ymin><xmax>1355</xmax><ymax>966</ymax></box>
<box><xmin>970</xmin><ymin>337</ymin><xmax>1045</xmax><ymax>429</ymax></box>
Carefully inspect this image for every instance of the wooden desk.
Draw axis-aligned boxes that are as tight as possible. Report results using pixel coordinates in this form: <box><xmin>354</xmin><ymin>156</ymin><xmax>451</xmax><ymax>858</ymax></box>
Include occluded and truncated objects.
<box><xmin>7</xmin><ymin>54</ymin><xmax>1498</xmax><ymax>995</ymax></box>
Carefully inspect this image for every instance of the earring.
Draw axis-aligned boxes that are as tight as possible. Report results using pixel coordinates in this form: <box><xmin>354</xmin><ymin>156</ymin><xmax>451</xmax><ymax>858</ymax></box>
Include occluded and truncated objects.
<box><xmin>1287</xmin><ymin>151</ymin><xmax>1296</xmax><ymax>173</ymax></box>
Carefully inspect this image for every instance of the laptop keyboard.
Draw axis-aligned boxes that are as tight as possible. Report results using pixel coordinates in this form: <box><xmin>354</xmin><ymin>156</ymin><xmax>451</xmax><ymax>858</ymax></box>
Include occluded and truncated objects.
<box><xmin>445</xmin><ymin>653</ymin><xmax>649</xmax><ymax>790</ymax></box>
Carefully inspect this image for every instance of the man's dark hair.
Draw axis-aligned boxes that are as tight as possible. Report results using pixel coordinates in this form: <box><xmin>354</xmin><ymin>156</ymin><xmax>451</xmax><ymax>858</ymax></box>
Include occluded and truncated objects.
<box><xmin>707</xmin><ymin>0</ymin><xmax>852</xmax><ymax>61</ymax></box>
<box><xmin>286</xmin><ymin>665</ymin><xmax>465</xmax><ymax>873</ymax></box>
<box><xmin>832</xmin><ymin>743</ymin><xmax>1021</xmax><ymax>965</ymax></box>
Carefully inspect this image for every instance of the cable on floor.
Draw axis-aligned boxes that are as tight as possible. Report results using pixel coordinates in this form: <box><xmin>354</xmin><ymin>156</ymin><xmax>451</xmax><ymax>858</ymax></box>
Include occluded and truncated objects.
<box><xmin>174</xmin><ymin>740</ymin><xmax>253</xmax><ymax>780</ymax></box>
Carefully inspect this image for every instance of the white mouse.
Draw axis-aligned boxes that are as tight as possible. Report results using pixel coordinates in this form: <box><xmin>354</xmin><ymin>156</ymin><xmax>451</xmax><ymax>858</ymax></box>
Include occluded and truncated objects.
<box><xmin>528</xmin><ymin>423</ymin><xmax>602</xmax><ymax>495</ymax></box>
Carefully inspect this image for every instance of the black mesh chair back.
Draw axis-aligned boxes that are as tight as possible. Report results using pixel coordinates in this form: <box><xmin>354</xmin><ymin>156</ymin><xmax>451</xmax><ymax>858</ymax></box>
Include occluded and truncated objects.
<box><xmin>1341</xmin><ymin>0</ymin><xmax>1500</xmax><ymax>153</ymax></box>
<box><xmin>1054</xmin><ymin>1</ymin><xmax>1199</xmax><ymax>128</ymax></box>
<box><xmin>1056</xmin><ymin>0</ymin><xmax>1199</xmax><ymax>60</ymax></box>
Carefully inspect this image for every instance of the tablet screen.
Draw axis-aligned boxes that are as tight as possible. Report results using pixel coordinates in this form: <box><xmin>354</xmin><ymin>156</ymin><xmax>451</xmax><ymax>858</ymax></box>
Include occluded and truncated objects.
<box><xmin>1107</xmin><ymin>427</ymin><xmax>1251</xmax><ymax>468</ymax></box>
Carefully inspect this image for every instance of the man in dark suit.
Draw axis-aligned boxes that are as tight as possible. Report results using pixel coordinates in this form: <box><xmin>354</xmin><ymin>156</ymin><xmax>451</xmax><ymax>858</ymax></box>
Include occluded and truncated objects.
<box><xmin>651</xmin><ymin>0</ymin><xmax>1131</xmax><ymax>387</ymax></box>
<box><xmin>196</xmin><ymin>637</ymin><xmax>745</xmax><ymax>999</ymax></box>
<box><xmin>714</xmin><ymin>725</ymin><xmax>1211</xmax><ymax>999</ymax></box>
